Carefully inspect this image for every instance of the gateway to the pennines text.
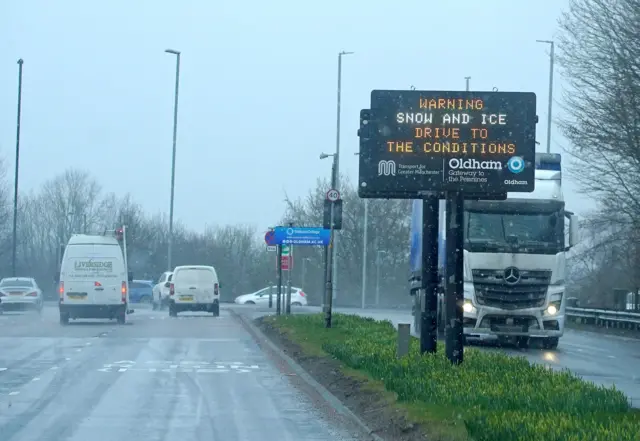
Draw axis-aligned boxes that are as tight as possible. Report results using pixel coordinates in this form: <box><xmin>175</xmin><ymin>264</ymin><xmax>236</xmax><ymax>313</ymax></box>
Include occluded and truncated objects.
<box><xmin>357</xmin><ymin>90</ymin><xmax>538</xmax><ymax>198</ymax></box>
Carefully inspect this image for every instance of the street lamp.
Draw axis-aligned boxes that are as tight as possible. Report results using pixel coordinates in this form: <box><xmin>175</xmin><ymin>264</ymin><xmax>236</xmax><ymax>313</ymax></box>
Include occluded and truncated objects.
<box><xmin>332</xmin><ymin>50</ymin><xmax>354</xmax><ymax>302</ymax></box>
<box><xmin>536</xmin><ymin>40</ymin><xmax>554</xmax><ymax>153</ymax></box>
<box><xmin>12</xmin><ymin>59</ymin><xmax>24</xmax><ymax>277</ymax></box>
<box><xmin>165</xmin><ymin>48</ymin><xmax>181</xmax><ymax>271</ymax></box>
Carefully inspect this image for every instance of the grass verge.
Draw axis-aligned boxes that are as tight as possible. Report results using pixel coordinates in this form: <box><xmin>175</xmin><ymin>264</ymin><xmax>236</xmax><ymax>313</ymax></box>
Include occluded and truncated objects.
<box><xmin>263</xmin><ymin>313</ymin><xmax>640</xmax><ymax>441</ymax></box>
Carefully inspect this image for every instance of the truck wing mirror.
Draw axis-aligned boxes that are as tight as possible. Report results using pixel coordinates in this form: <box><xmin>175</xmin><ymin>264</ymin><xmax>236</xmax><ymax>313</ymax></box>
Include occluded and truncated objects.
<box><xmin>569</xmin><ymin>214</ymin><xmax>580</xmax><ymax>247</ymax></box>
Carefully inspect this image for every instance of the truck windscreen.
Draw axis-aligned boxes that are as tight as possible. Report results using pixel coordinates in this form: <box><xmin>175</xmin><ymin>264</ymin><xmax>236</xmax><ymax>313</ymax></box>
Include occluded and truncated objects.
<box><xmin>465</xmin><ymin>210</ymin><xmax>564</xmax><ymax>254</ymax></box>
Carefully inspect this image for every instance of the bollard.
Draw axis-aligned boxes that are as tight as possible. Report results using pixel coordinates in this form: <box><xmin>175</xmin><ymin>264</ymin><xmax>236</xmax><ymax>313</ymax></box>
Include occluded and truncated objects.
<box><xmin>397</xmin><ymin>323</ymin><xmax>411</xmax><ymax>358</ymax></box>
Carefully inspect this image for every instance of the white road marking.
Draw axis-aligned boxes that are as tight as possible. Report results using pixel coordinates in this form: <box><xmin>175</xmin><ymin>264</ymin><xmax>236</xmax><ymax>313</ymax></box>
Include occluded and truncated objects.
<box><xmin>0</xmin><ymin>368</ymin><xmax>7</xmax><ymax>372</ymax></box>
<box><xmin>8</xmin><ymin>391</ymin><xmax>19</xmax><ymax>396</ymax></box>
<box><xmin>32</xmin><ymin>377</ymin><xmax>40</xmax><ymax>381</ymax></box>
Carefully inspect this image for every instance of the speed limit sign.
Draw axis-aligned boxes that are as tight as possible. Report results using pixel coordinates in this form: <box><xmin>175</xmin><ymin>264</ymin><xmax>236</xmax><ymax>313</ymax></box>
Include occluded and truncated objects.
<box><xmin>326</xmin><ymin>189</ymin><xmax>340</xmax><ymax>202</ymax></box>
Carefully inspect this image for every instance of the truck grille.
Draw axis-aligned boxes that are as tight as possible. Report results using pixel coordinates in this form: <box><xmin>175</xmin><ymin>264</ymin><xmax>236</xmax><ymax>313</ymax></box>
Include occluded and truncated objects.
<box><xmin>472</xmin><ymin>269</ymin><xmax>550</xmax><ymax>310</ymax></box>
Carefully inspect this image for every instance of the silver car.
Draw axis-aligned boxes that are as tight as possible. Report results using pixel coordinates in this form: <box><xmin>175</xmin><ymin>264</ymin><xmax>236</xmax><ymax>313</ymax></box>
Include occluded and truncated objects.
<box><xmin>0</xmin><ymin>277</ymin><xmax>43</xmax><ymax>314</ymax></box>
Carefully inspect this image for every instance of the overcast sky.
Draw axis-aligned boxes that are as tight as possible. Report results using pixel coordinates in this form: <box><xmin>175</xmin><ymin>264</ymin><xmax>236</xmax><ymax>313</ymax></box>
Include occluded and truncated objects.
<box><xmin>1</xmin><ymin>0</ymin><xmax>595</xmax><ymax>233</ymax></box>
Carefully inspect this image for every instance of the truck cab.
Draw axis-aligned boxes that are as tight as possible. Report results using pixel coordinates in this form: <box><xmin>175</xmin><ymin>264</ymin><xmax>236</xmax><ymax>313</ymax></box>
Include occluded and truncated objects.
<box><xmin>410</xmin><ymin>153</ymin><xmax>579</xmax><ymax>349</ymax></box>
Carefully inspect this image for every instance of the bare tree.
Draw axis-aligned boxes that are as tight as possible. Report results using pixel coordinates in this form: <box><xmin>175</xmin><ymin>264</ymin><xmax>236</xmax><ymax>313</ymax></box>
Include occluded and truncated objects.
<box><xmin>558</xmin><ymin>0</ymin><xmax>640</xmax><ymax>223</ymax></box>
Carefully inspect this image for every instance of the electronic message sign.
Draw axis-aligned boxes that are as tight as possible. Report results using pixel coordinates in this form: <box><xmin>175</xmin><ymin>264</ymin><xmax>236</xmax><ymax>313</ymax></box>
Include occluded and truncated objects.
<box><xmin>358</xmin><ymin>90</ymin><xmax>537</xmax><ymax>199</ymax></box>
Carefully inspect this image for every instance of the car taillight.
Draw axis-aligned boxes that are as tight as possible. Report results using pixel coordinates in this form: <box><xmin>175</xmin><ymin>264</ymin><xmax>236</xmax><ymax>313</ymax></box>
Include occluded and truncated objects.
<box><xmin>121</xmin><ymin>281</ymin><xmax>127</xmax><ymax>302</ymax></box>
<box><xmin>298</xmin><ymin>290</ymin><xmax>306</xmax><ymax>297</ymax></box>
<box><xmin>26</xmin><ymin>291</ymin><xmax>38</xmax><ymax>297</ymax></box>
<box><xmin>169</xmin><ymin>283</ymin><xmax>174</xmax><ymax>296</ymax></box>
<box><xmin>95</xmin><ymin>281</ymin><xmax>102</xmax><ymax>287</ymax></box>
<box><xmin>59</xmin><ymin>282</ymin><xmax>64</xmax><ymax>300</ymax></box>
<box><xmin>214</xmin><ymin>283</ymin><xmax>219</xmax><ymax>295</ymax></box>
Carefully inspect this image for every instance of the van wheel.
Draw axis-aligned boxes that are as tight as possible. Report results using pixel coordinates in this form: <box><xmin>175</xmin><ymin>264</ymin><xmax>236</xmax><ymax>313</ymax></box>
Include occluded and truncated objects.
<box><xmin>291</xmin><ymin>302</ymin><xmax>302</xmax><ymax>306</ymax></box>
<box><xmin>60</xmin><ymin>312</ymin><xmax>70</xmax><ymax>325</ymax></box>
<box><xmin>212</xmin><ymin>302</ymin><xmax>220</xmax><ymax>317</ymax></box>
<box><xmin>116</xmin><ymin>310</ymin><xmax>126</xmax><ymax>324</ymax></box>
<box><xmin>169</xmin><ymin>304</ymin><xmax>177</xmax><ymax>317</ymax></box>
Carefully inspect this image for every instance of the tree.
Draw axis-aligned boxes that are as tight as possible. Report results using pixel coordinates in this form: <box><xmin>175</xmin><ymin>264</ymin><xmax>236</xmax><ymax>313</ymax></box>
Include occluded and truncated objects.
<box><xmin>558</xmin><ymin>0</ymin><xmax>640</xmax><ymax>224</ymax></box>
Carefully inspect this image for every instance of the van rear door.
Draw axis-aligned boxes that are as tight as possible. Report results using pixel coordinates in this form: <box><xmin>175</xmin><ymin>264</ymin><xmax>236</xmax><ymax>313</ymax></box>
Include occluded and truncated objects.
<box><xmin>62</xmin><ymin>244</ymin><xmax>124</xmax><ymax>305</ymax></box>
<box><xmin>173</xmin><ymin>267</ymin><xmax>217</xmax><ymax>305</ymax></box>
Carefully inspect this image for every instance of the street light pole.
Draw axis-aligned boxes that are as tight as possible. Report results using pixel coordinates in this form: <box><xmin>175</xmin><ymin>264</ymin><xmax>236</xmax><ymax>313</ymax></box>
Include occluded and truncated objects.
<box><xmin>332</xmin><ymin>50</ymin><xmax>353</xmax><ymax>303</ymax></box>
<box><xmin>12</xmin><ymin>59</ymin><xmax>24</xmax><ymax>277</ymax></box>
<box><xmin>536</xmin><ymin>39</ymin><xmax>554</xmax><ymax>153</ymax></box>
<box><xmin>165</xmin><ymin>49</ymin><xmax>181</xmax><ymax>271</ymax></box>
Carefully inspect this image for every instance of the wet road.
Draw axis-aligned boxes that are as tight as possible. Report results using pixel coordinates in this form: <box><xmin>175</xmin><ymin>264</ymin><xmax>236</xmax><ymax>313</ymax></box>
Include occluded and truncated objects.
<box><xmin>238</xmin><ymin>304</ymin><xmax>640</xmax><ymax>407</ymax></box>
<box><xmin>0</xmin><ymin>304</ymin><xmax>367</xmax><ymax>441</ymax></box>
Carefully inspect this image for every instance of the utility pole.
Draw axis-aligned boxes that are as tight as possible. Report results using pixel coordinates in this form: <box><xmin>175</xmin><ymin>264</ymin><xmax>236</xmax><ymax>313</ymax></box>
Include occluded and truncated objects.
<box><xmin>536</xmin><ymin>40</ymin><xmax>555</xmax><ymax>153</ymax></box>
<box><xmin>332</xmin><ymin>50</ymin><xmax>354</xmax><ymax>303</ymax></box>
<box><xmin>165</xmin><ymin>49</ymin><xmax>181</xmax><ymax>271</ymax></box>
<box><xmin>11</xmin><ymin>59</ymin><xmax>24</xmax><ymax>277</ymax></box>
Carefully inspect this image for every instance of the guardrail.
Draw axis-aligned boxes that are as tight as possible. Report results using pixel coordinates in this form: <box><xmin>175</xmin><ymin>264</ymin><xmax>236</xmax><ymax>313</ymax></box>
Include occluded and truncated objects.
<box><xmin>566</xmin><ymin>307</ymin><xmax>640</xmax><ymax>329</ymax></box>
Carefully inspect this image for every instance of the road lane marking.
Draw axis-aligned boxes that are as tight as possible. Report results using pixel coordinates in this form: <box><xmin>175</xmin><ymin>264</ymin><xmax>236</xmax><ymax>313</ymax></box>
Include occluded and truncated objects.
<box><xmin>8</xmin><ymin>391</ymin><xmax>19</xmax><ymax>396</ymax></box>
<box><xmin>0</xmin><ymin>368</ymin><xmax>7</xmax><ymax>371</ymax></box>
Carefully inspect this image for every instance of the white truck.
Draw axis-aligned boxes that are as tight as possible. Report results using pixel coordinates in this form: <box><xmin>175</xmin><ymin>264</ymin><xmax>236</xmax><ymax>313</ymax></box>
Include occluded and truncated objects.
<box><xmin>410</xmin><ymin>153</ymin><xmax>579</xmax><ymax>349</ymax></box>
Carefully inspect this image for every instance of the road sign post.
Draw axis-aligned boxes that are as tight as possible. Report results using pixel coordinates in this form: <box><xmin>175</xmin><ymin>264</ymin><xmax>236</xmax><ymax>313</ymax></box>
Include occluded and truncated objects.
<box><xmin>285</xmin><ymin>223</ymin><xmax>294</xmax><ymax>314</ymax></box>
<box><xmin>276</xmin><ymin>245</ymin><xmax>282</xmax><ymax>315</ymax></box>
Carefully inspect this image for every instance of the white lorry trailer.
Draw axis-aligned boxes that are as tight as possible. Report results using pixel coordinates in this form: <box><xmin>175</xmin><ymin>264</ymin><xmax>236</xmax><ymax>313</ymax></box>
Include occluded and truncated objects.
<box><xmin>410</xmin><ymin>152</ymin><xmax>579</xmax><ymax>349</ymax></box>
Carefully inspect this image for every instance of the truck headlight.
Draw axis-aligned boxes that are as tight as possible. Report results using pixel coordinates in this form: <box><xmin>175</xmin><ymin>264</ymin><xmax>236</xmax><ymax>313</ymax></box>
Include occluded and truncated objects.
<box><xmin>463</xmin><ymin>300</ymin><xmax>475</xmax><ymax>314</ymax></box>
<box><xmin>545</xmin><ymin>301</ymin><xmax>561</xmax><ymax>316</ymax></box>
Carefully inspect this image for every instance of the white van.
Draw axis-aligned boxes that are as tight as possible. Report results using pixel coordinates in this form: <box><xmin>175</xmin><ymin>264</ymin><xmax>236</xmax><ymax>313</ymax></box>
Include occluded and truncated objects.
<box><xmin>169</xmin><ymin>265</ymin><xmax>220</xmax><ymax>317</ymax></box>
<box><xmin>57</xmin><ymin>232</ymin><xmax>133</xmax><ymax>325</ymax></box>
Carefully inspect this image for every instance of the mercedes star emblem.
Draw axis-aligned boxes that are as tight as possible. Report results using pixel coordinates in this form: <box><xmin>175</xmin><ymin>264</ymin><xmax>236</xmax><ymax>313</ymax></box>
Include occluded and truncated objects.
<box><xmin>504</xmin><ymin>267</ymin><xmax>520</xmax><ymax>285</ymax></box>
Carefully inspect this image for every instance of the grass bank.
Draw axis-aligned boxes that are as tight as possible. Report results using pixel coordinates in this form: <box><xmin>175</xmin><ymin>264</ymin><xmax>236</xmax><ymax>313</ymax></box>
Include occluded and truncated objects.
<box><xmin>264</xmin><ymin>313</ymin><xmax>640</xmax><ymax>441</ymax></box>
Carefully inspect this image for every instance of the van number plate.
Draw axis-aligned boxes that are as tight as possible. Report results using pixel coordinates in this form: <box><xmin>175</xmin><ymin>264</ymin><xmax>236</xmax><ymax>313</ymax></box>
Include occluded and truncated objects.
<box><xmin>67</xmin><ymin>292</ymin><xmax>87</xmax><ymax>299</ymax></box>
<box><xmin>180</xmin><ymin>295</ymin><xmax>194</xmax><ymax>301</ymax></box>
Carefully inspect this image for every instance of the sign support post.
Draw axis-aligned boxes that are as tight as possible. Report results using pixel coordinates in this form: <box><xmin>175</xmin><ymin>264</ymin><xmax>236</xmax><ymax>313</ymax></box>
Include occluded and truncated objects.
<box><xmin>324</xmin><ymin>196</ymin><xmax>336</xmax><ymax>328</ymax></box>
<box><xmin>285</xmin><ymin>223</ymin><xmax>294</xmax><ymax>314</ymax></box>
<box><xmin>276</xmin><ymin>244</ymin><xmax>282</xmax><ymax>316</ymax></box>
<box><xmin>421</xmin><ymin>196</ymin><xmax>439</xmax><ymax>354</ymax></box>
<box><xmin>444</xmin><ymin>192</ymin><xmax>465</xmax><ymax>364</ymax></box>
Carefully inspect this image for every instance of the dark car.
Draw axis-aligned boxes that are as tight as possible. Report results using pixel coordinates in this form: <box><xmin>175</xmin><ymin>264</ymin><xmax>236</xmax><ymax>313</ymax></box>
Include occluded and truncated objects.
<box><xmin>129</xmin><ymin>280</ymin><xmax>154</xmax><ymax>304</ymax></box>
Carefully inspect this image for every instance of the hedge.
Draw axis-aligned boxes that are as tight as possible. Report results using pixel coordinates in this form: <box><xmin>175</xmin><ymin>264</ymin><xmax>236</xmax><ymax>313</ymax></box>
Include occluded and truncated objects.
<box><xmin>265</xmin><ymin>313</ymin><xmax>640</xmax><ymax>441</ymax></box>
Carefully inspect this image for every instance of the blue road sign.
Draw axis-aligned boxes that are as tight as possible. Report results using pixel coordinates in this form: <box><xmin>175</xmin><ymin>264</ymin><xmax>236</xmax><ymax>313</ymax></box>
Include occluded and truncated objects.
<box><xmin>273</xmin><ymin>227</ymin><xmax>330</xmax><ymax>246</ymax></box>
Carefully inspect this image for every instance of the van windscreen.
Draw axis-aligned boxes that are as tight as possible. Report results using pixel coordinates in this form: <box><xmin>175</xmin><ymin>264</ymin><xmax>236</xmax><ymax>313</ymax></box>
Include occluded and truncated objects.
<box><xmin>176</xmin><ymin>269</ymin><xmax>214</xmax><ymax>286</ymax></box>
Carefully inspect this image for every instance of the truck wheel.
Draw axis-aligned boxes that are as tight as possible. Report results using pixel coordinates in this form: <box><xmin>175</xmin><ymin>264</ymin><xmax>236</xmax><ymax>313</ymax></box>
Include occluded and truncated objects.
<box><xmin>116</xmin><ymin>309</ymin><xmax>126</xmax><ymax>324</ymax></box>
<box><xmin>515</xmin><ymin>336</ymin><xmax>530</xmax><ymax>349</ymax></box>
<box><xmin>60</xmin><ymin>312</ymin><xmax>70</xmax><ymax>325</ymax></box>
<box><xmin>542</xmin><ymin>337</ymin><xmax>559</xmax><ymax>350</ymax></box>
